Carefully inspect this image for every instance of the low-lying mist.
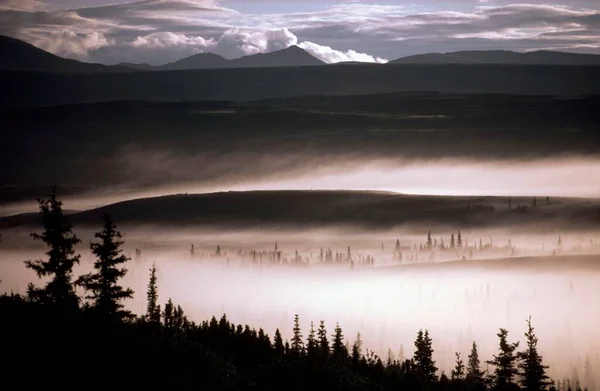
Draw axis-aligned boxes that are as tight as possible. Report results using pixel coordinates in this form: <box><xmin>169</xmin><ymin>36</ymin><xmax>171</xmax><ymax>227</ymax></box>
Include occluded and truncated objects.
<box><xmin>2</xmin><ymin>226</ymin><xmax>599</xmax><ymax>382</ymax></box>
<box><xmin>2</xmin><ymin>155</ymin><xmax>600</xmax><ymax>216</ymax></box>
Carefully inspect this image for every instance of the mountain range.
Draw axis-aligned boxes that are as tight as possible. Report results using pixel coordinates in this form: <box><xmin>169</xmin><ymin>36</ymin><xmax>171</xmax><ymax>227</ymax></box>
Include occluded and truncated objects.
<box><xmin>2</xmin><ymin>34</ymin><xmax>600</xmax><ymax>74</ymax></box>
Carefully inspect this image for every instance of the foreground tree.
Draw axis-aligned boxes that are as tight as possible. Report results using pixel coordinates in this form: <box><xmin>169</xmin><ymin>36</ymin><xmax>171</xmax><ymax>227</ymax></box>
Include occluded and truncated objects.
<box><xmin>467</xmin><ymin>342</ymin><xmax>486</xmax><ymax>390</ymax></box>
<box><xmin>76</xmin><ymin>214</ymin><xmax>134</xmax><ymax>320</ymax></box>
<box><xmin>413</xmin><ymin>329</ymin><xmax>438</xmax><ymax>385</ymax></box>
<box><xmin>452</xmin><ymin>352</ymin><xmax>466</xmax><ymax>380</ymax></box>
<box><xmin>291</xmin><ymin>314</ymin><xmax>304</xmax><ymax>355</ymax></box>
<box><xmin>146</xmin><ymin>262</ymin><xmax>161</xmax><ymax>324</ymax></box>
<box><xmin>487</xmin><ymin>328</ymin><xmax>520</xmax><ymax>391</ymax></box>
<box><xmin>518</xmin><ymin>317</ymin><xmax>552</xmax><ymax>391</ymax></box>
<box><xmin>25</xmin><ymin>186</ymin><xmax>80</xmax><ymax>310</ymax></box>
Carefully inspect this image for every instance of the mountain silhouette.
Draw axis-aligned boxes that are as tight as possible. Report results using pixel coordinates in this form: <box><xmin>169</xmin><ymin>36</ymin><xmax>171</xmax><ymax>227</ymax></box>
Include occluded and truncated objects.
<box><xmin>390</xmin><ymin>50</ymin><xmax>600</xmax><ymax>65</ymax></box>
<box><xmin>0</xmin><ymin>35</ymin><xmax>134</xmax><ymax>73</ymax></box>
<box><xmin>120</xmin><ymin>45</ymin><xmax>325</xmax><ymax>70</ymax></box>
<box><xmin>227</xmin><ymin>45</ymin><xmax>325</xmax><ymax>68</ymax></box>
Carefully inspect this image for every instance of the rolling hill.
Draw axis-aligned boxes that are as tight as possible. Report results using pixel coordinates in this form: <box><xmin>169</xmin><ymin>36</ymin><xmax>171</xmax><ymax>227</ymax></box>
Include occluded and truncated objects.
<box><xmin>2</xmin><ymin>63</ymin><xmax>599</xmax><ymax>109</ymax></box>
<box><xmin>389</xmin><ymin>50</ymin><xmax>600</xmax><ymax>65</ymax></box>
<box><xmin>1</xmin><ymin>191</ymin><xmax>598</xmax><ymax>230</ymax></box>
<box><xmin>0</xmin><ymin>35</ymin><xmax>134</xmax><ymax>73</ymax></box>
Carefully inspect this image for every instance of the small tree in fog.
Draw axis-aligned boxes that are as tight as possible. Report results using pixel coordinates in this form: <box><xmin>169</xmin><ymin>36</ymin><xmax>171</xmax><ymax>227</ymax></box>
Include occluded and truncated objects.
<box><xmin>76</xmin><ymin>213</ymin><xmax>134</xmax><ymax>320</ymax></box>
<box><xmin>451</xmin><ymin>234</ymin><xmax>455</xmax><ymax>249</ymax></box>
<box><xmin>427</xmin><ymin>231</ymin><xmax>433</xmax><ymax>249</ymax></box>
<box><xmin>467</xmin><ymin>342</ymin><xmax>485</xmax><ymax>388</ymax></box>
<box><xmin>457</xmin><ymin>231</ymin><xmax>463</xmax><ymax>248</ymax></box>
<box><xmin>452</xmin><ymin>352</ymin><xmax>466</xmax><ymax>380</ymax></box>
<box><xmin>414</xmin><ymin>329</ymin><xmax>438</xmax><ymax>384</ymax></box>
<box><xmin>146</xmin><ymin>262</ymin><xmax>161</xmax><ymax>324</ymax></box>
<box><xmin>25</xmin><ymin>185</ymin><xmax>80</xmax><ymax>310</ymax></box>
<box><xmin>487</xmin><ymin>328</ymin><xmax>520</xmax><ymax>391</ymax></box>
<box><xmin>518</xmin><ymin>317</ymin><xmax>551</xmax><ymax>391</ymax></box>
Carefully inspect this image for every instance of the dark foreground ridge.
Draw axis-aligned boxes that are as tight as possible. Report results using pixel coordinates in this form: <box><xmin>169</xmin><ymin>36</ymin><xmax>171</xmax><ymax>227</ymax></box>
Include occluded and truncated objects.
<box><xmin>2</xmin><ymin>64</ymin><xmax>599</xmax><ymax>109</ymax></box>
<box><xmin>1</xmin><ymin>190</ymin><xmax>599</xmax><ymax>230</ymax></box>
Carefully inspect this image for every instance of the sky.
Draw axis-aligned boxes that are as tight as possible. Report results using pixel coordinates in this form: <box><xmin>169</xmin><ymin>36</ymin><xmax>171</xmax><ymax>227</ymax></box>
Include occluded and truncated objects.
<box><xmin>0</xmin><ymin>0</ymin><xmax>599</xmax><ymax>65</ymax></box>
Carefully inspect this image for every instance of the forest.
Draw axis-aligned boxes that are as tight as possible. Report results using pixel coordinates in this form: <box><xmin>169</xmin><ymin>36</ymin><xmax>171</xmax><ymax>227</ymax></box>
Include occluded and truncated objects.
<box><xmin>0</xmin><ymin>187</ymin><xmax>592</xmax><ymax>391</ymax></box>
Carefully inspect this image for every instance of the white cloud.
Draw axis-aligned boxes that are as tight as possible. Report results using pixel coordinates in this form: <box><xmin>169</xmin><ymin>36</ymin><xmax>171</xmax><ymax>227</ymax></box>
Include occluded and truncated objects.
<box><xmin>36</xmin><ymin>29</ymin><xmax>111</xmax><ymax>58</ymax></box>
<box><xmin>298</xmin><ymin>41</ymin><xmax>388</xmax><ymax>63</ymax></box>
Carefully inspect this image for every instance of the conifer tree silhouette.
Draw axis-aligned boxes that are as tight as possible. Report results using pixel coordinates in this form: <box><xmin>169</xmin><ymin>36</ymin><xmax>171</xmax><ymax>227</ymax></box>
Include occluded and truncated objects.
<box><xmin>25</xmin><ymin>185</ymin><xmax>80</xmax><ymax>311</ymax></box>
<box><xmin>487</xmin><ymin>328</ymin><xmax>520</xmax><ymax>391</ymax></box>
<box><xmin>146</xmin><ymin>262</ymin><xmax>161</xmax><ymax>324</ymax></box>
<box><xmin>76</xmin><ymin>213</ymin><xmax>134</xmax><ymax>320</ymax></box>
<box><xmin>518</xmin><ymin>317</ymin><xmax>552</xmax><ymax>391</ymax></box>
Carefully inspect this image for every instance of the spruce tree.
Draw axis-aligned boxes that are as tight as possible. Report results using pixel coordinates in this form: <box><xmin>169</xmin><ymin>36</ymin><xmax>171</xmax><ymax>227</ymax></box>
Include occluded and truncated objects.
<box><xmin>467</xmin><ymin>342</ymin><xmax>486</xmax><ymax>388</ymax></box>
<box><xmin>25</xmin><ymin>186</ymin><xmax>80</xmax><ymax>310</ymax></box>
<box><xmin>427</xmin><ymin>231</ymin><xmax>433</xmax><ymax>249</ymax></box>
<box><xmin>317</xmin><ymin>320</ymin><xmax>329</xmax><ymax>357</ymax></box>
<box><xmin>306</xmin><ymin>321</ymin><xmax>317</xmax><ymax>358</ymax></box>
<box><xmin>451</xmin><ymin>234</ymin><xmax>455</xmax><ymax>249</ymax></box>
<box><xmin>457</xmin><ymin>231</ymin><xmax>463</xmax><ymax>248</ymax></box>
<box><xmin>518</xmin><ymin>317</ymin><xmax>551</xmax><ymax>391</ymax></box>
<box><xmin>291</xmin><ymin>314</ymin><xmax>304</xmax><ymax>355</ymax></box>
<box><xmin>452</xmin><ymin>352</ymin><xmax>466</xmax><ymax>380</ymax></box>
<box><xmin>413</xmin><ymin>329</ymin><xmax>438</xmax><ymax>384</ymax></box>
<box><xmin>487</xmin><ymin>328</ymin><xmax>520</xmax><ymax>391</ymax></box>
<box><xmin>331</xmin><ymin>322</ymin><xmax>347</xmax><ymax>358</ymax></box>
<box><xmin>163</xmin><ymin>298</ymin><xmax>174</xmax><ymax>328</ymax></box>
<box><xmin>273</xmin><ymin>328</ymin><xmax>284</xmax><ymax>355</ymax></box>
<box><xmin>146</xmin><ymin>262</ymin><xmax>161</xmax><ymax>324</ymax></box>
<box><xmin>352</xmin><ymin>332</ymin><xmax>363</xmax><ymax>367</ymax></box>
<box><xmin>76</xmin><ymin>213</ymin><xmax>133</xmax><ymax>320</ymax></box>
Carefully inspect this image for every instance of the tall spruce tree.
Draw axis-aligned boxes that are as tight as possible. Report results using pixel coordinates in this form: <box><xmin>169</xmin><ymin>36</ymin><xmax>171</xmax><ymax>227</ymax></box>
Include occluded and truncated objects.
<box><xmin>146</xmin><ymin>262</ymin><xmax>161</xmax><ymax>324</ymax></box>
<box><xmin>518</xmin><ymin>317</ymin><xmax>552</xmax><ymax>391</ymax></box>
<box><xmin>25</xmin><ymin>186</ymin><xmax>80</xmax><ymax>310</ymax></box>
<box><xmin>413</xmin><ymin>329</ymin><xmax>438</xmax><ymax>384</ymax></box>
<box><xmin>331</xmin><ymin>322</ymin><xmax>347</xmax><ymax>358</ymax></box>
<box><xmin>487</xmin><ymin>328</ymin><xmax>520</xmax><ymax>391</ymax></box>
<box><xmin>467</xmin><ymin>342</ymin><xmax>486</xmax><ymax>388</ymax></box>
<box><xmin>76</xmin><ymin>213</ymin><xmax>133</xmax><ymax>320</ymax></box>
<box><xmin>291</xmin><ymin>314</ymin><xmax>304</xmax><ymax>355</ymax></box>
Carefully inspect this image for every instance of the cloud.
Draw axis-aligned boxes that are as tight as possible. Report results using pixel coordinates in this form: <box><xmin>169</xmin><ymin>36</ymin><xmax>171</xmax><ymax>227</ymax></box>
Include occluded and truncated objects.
<box><xmin>298</xmin><ymin>41</ymin><xmax>387</xmax><ymax>63</ymax></box>
<box><xmin>0</xmin><ymin>0</ymin><xmax>47</xmax><ymax>11</ymax></box>
<box><xmin>1</xmin><ymin>1</ymin><xmax>598</xmax><ymax>64</ymax></box>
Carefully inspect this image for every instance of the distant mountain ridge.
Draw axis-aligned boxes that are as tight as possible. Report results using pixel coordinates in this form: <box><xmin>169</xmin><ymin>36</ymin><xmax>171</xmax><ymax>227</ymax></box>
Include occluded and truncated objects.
<box><xmin>0</xmin><ymin>35</ymin><xmax>133</xmax><ymax>73</ymax></box>
<box><xmin>3</xmin><ymin>35</ymin><xmax>600</xmax><ymax>74</ymax></box>
<box><xmin>389</xmin><ymin>50</ymin><xmax>600</xmax><ymax>65</ymax></box>
<box><xmin>119</xmin><ymin>45</ymin><xmax>325</xmax><ymax>70</ymax></box>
